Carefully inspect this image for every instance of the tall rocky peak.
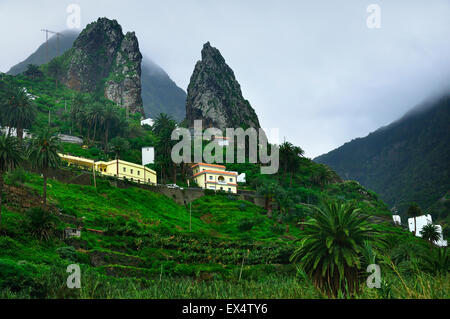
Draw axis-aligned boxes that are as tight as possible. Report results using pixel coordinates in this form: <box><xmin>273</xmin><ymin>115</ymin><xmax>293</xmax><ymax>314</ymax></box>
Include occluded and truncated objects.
<box><xmin>186</xmin><ymin>42</ymin><xmax>261</xmax><ymax>131</ymax></box>
<box><xmin>63</xmin><ymin>17</ymin><xmax>144</xmax><ymax>114</ymax></box>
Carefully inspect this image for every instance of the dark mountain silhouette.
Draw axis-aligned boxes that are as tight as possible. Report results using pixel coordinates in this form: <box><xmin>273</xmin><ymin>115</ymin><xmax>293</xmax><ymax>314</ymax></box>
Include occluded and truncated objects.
<box><xmin>315</xmin><ymin>94</ymin><xmax>450</xmax><ymax>223</ymax></box>
<box><xmin>7</xmin><ymin>27</ymin><xmax>186</xmax><ymax>121</ymax></box>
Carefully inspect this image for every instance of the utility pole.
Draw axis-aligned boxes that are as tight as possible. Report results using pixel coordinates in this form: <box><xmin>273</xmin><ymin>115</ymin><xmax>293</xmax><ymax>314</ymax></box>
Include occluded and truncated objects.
<box><xmin>41</xmin><ymin>29</ymin><xmax>65</xmax><ymax>61</ymax></box>
<box><xmin>189</xmin><ymin>201</ymin><xmax>192</xmax><ymax>232</ymax></box>
<box><xmin>93</xmin><ymin>163</ymin><xmax>97</xmax><ymax>190</ymax></box>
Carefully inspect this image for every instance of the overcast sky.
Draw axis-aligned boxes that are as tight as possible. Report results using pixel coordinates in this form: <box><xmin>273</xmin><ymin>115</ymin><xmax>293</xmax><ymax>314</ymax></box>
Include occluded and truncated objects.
<box><xmin>1</xmin><ymin>0</ymin><xmax>449</xmax><ymax>157</ymax></box>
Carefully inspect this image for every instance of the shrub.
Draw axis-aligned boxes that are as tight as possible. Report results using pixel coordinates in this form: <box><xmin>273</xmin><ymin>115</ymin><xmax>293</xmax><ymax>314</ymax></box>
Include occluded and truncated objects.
<box><xmin>25</xmin><ymin>207</ymin><xmax>60</xmax><ymax>241</ymax></box>
<box><xmin>4</xmin><ymin>167</ymin><xmax>29</xmax><ymax>186</ymax></box>
<box><xmin>0</xmin><ymin>258</ymin><xmax>44</xmax><ymax>297</ymax></box>
<box><xmin>55</xmin><ymin>246</ymin><xmax>78</xmax><ymax>262</ymax></box>
<box><xmin>270</xmin><ymin>223</ymin><xmax>285</xmax><ymax>235</ymax></box>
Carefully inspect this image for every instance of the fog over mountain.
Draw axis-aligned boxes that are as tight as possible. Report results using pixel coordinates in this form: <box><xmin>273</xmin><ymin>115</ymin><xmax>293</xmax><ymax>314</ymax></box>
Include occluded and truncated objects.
<box><xmin>1</xmin><ymin>0</ymin><xmax>449</xmax><ymax>157</ymax></box>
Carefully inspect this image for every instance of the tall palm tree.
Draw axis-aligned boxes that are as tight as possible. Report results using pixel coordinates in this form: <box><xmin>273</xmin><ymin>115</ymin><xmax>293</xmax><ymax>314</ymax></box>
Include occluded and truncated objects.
<box><xmin>102</xmin><ymin>105</ymin><xmax>119</xmax><ymax>152</ymax></box>
<box><xmin>420</xmin><ymin>223</ymin><xmax>441</xmax><ymax>249</ymax></box>
<box><xmin>70</xmin><ymin>93</ymin><xmax>85</xmax><ymax>135</ymax></box>
<box><xmin>312</xmin><ymin>164</ymin><xmax>334</xmax><ymax>188</ymax></box>
<box><xmin>2</xmin><ymin>82</ymin><xmax>36</xmax><ymax>142</ymax></box>
<box><xmin>153</xmin><ymin>113</ymin><xmax>177</xmax><ymax>183</ymax></box>
<box><xmin>290</xmin><ymin>200</ymin><xmax>374</xmax><ymax>296</ymax></box>
<box><xmin>279</xmin><ymin>141</ymin><xmax>293</xmax><ymax>180</ymax></box>
<box><xmin>86</xmin><ymin>102</ymin><xmax>106</xmax><ymax>142</ymax></box>
<box><xmin>288</xmin><ymin>145</ymin><xmax>304</xmax><ymax>187</ymax></box>
<box><xmin>28</xmin><ymin>129</ymin><xmax>62</xmax><ymax>208</ymax></box>
<box><xmin>0</xmin><ymin>134</ymin><xmax>23</xmax><ymax>230</ymax></box>
<box><xmin>256</xmin><ymin>181</ymin><xmax>277</xmax><ymax>218</ymax></box>
<box><xmin>407</xmin><ymin>203</ymin><xmax>422</xmax><ymax>236</ymax></box>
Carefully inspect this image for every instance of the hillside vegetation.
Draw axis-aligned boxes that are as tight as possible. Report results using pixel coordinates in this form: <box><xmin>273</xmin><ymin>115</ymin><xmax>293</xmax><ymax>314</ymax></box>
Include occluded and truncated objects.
<box><xmin>0</xmin><ymin>52</ymin><xmax>448</xmax><ymax>299</ymax></box>
<box><xmin>315</xmin><ymin>95</ymin><xmax>450</xmax><ymax>234</ymax></box>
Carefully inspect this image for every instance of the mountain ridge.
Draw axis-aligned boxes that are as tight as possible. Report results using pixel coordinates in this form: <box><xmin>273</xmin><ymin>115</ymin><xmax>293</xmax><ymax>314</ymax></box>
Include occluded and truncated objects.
<box><xmin>315</xmin><ymin>94</ymin><xmax>450</xmax><ymax>221</ymax></box>
<box><xmin>6</xmin><ymin>23</ymin><xmax>186</xmax><ymax>121</ymax></box>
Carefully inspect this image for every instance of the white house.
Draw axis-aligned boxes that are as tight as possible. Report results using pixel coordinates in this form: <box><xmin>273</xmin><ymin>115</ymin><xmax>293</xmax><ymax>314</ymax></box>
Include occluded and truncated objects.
<box><xmin>141</xmin><ymin>118</ymin><xmax>154</xmax><ymax>127</ymax></box>
<box><xmin>392</xmin><ymin>215</ymin><xmax>401</xmax><ymax>225</ymax></box>
<box><xmin>408</xmin><ymin>214</ymin><xmax>432</xmax><ymax>234</ymax></box>
<box><xmin>408</xmin><ymin>214</ymin><xmax>447</xmax><ymax>247</ymax></box>
<box><xmin>0</xmin><ymin>127</ymin><xmax>32</xmax><ymax>139</ymax></box>
<box><xmin>142</xmin><ymin>146</ymin><xmax>155</xmax><ymax>165</ymax></box>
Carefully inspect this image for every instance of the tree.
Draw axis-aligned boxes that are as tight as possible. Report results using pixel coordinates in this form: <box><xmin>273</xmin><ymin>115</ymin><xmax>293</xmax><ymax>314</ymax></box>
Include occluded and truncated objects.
<box><xmin>47</xmin><ymin>59</ymin><xmax>64</xmax><ymax>88</ymax></box>
<box><xmin>153</xmin><ymin>113</ymin><xmax>177</xmax><ymax>184</ymax></box>
<box><xmin>2</xmin><ymin>82</ymin><xmax>36</xmax><ymax>142</ymax></box>
<box><xmin>70</xmin><ymin>93</ymin><xmax>86</xmax><ymax>135</ymax></box>
<box><xmin>288</xmin><ymin>145</ymin><xmax>304</xmax><ymax>187</ymax></box>
<box><xmin>419</xmin><ymin>247</ymin><xmax>449</xmax><ymax>276</ymax></box>
<box><xmin>279</xmin><ymin>141</ymin><xmax>293</xmax><ymax>180</ymax></box>
<box><xmin>26</xmin><ymin>207</ymin><xmax>59</xmax><ymax>241</ymax></box>
<box><xmin>85</xmin><ymin>102</ymin><xmax>106</xmax><ymax>142</ymax></box>
<box><xmin>24</xmin><ymin>64</ymin><xmax>43</xmax><ymax>79</ymax></box>
<box><xmin>407</xmin><ymin>203</ymin><xmax>422</xmax><ymax>236</ymax></box>
<box><xmin>420</xmin><ymin>223</ymin><xmax>441</xmax><ymax>249</ymax></box>
<box><xmin>28</xmin><ymin>129</ymin><xmax>62</xmax><ymax>208</ymax></box>
<box><xmin>290</xmin><ymin>200</ymin><xmax>374</xmax><ymax>296</ymax></box>
<box><xmin>256</xmin><ymin>181</ymin><xmax>278</xmax><ymax>218</ymax></box>
<box><xmin>102</xmin><ymin>105</ymin><xmax>119</xmax><ymax>152</ymax></box>
<box><xmin>110</xmin><ymin>137</ymin><xmax>130</xmax><ymax>178</ymax></box>
<box><xmin>312</xmin><ymin>164</ymin><xmax>334</xmax><ymax>188</ymax></box>
<box><xmin>0</xmin><ymin>134</ymin><xmax>23</xmax><ymax>230</ymax></box>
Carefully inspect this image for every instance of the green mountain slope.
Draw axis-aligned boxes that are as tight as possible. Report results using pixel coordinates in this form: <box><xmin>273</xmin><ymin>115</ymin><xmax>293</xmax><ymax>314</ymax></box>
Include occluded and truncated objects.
<box><xmin>315</xmin><ymin>95</ymin><xmax>450</xmax><ymax>221</ymax></box>
<box><xmin>6</xmin><ymin>27</ymin><xmax>186</xmax><ymax>121</ymax></box>
<box><xmin>6</xmin><ymin>30</ymin><xmax>79</xmax><ymax>76</ymax></box>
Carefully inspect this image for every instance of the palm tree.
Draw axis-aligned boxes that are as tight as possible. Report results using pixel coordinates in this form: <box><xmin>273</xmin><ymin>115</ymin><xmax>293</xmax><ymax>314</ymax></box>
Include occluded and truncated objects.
<box><xmin>70</xmin><ymin>93</ymin><xmax>85</xmax><ymax>135</ymax></box>
<box><xmin>28</xmin><ymin>129</ymin><xmax>62</xmax><ymax>208</ymax></box>
<box><xmin>153</xmin><ymin>113</ymin><xmax>177</xmax><ymax>183</ymax></box>
<box><xmin>288</xmin><ymin>145</ymin><xmax>304</xmax><ymax>187</ymax></box>
<box><xmin>2</xmin><ymin>82</ymin><xmax>36</xmax><ymax>142</ymax></box>
<box><xmin>290</xmin><ymin>200</ymin><xmax>374</xmax><ymax>296</ymax></box>
<box><xmin>407</xmin><ymin>203</ymin><xmax>422</xmax><ymax>235</ymax></box>
<box><xmin>279</xmin><ymin>141</ymin><xmax>293</xmax><ymax>180</ymax></box>
<box><xmin>86</xmin><ymin>102</ymin><xmax>106</xmax><ymax>142</ymax></box>
<box><xmin>312</xmin><ymin>164</ymin><xmax>334</xmax><ymax>188</ymax></box>
<box><xmin>419</xmin><ymin>247</ymin><xmax>449</xmax><ymax>276</ymax></box>
<box><xmin>24</xmin><ymin>64</ymin><xmax>43</xmax><ymax>79</ymax></box>
<box><xmin>0</xmin><ymin>134</ymin><xmax>22</xmax><ymax>230</ymax></box>
<box><xmin>256</xmin><ymin>181</ymin><xmax>278</xmax><ymax>218</ymax></box>
<box><xmin>102</xmin><ymin>105</ymin><xmax>119</xmax><ymax>152</ymax></box>
<box><xmin>420</xmin><ymin>223</ymin><xmax>441</xmax><ymax>249</ymax></box>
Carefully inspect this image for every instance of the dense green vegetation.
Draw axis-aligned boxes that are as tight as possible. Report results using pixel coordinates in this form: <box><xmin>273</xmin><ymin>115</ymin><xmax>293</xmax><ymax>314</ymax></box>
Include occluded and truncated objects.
<box><xmin>0</xmin><ymin>66</ymin><xmax>448</xmax><ymax>299</ymax></box>
<box><xmin>315</xmin><ymin>95</ymin><xmax>450</xmax><ymax>235</ymax></box>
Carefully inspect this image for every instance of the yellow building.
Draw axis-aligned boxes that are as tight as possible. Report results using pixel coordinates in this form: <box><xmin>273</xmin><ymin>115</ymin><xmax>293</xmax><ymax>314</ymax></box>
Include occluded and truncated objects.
<box><xmin>191</xmin><ymin>163</ymin><xmax>238</xmax><ymax>193</ymax></box>
<box><xmin>58</xmin><ymin>154</ymin><xmax>157</xmax><ymax>185</ymax></box>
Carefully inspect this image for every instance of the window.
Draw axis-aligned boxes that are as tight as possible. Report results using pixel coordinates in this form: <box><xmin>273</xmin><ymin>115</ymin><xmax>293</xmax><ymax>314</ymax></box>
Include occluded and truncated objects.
<box><xmin>123</xmin><ymin>167</ymin><xmax>126</xmax><ymax>172</ymax></box>
<box><xmin>209</xmin><ymin>176</ymin><xmax>213</xmax><ymax>180</ymax></box>
<box><xmin>137</xmin><ymin>171</ymin><xmax>140</xmax><ymax>176</ymax></box>
<box><xmin>220</xmin><ymin>187</ymin><xmax>223</xmax><ymax>190</ymax></box>
<box><xmin>229</xmin><ymin>178</ymin><xmax>233</xmax><ymax>182</ymax></box>
<box><xmin>131</xmin><ymin>169</ymin><xmax>134</xmax><ymax>174</ymax></box>
<box><xmin>228</xmin><ymin>188</ymin><xmax>231</xmax><ymax>192</ymax></box>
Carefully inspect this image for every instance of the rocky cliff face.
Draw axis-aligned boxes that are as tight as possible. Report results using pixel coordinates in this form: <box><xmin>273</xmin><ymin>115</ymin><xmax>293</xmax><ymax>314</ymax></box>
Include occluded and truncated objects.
<box><xmin>186</xmin><ymin>42</ymin><xmax>261</xmax><ymax>131</ymax></box>
<box><xmin>63</xmin><ymin>18</ymin><xmax>143</xmax><ymax>114</ymax></box>
<box><xmin>7</xmin><ymin>24</ymin><xmax>186</xmax><ymax>120</ymax></box>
